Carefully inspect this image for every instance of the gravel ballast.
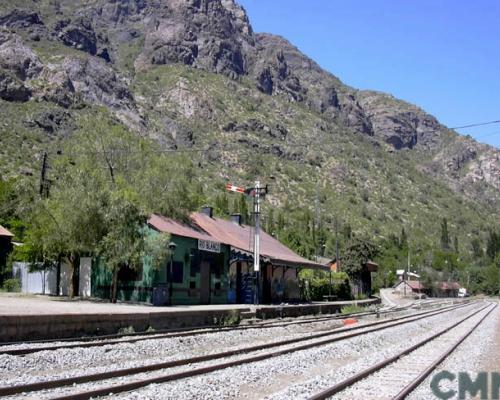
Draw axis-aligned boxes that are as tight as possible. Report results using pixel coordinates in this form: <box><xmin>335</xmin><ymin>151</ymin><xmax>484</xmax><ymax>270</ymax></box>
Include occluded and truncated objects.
<box><xmin>0</xmin><ymin>301</ymin><xmax>483</xmax><ymax>399</ymax></box>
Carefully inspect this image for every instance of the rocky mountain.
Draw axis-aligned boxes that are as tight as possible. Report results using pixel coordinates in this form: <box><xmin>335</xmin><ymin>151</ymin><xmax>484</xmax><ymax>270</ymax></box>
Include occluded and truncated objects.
<box><xmin>0</xmin><ymin>0</ymin><xmax>499</xmax><ymax>243</ymax></box>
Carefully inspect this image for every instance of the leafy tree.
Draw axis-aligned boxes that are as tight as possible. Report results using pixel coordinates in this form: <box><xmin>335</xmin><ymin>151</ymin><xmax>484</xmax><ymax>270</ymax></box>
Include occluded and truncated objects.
<box><xmin>22</xmin><ymin>112</ymin><xmax>202</xmax><ymax>298</ymax></box>
<box><xmin>486</xmin><ymin>229</ymin><xmax>500</xmax><ymax>260</ymax></box>
<box><xmin>341</xmin><ymin>236</ymin><xmax>378</xmax><ymax>278</ymax></box>
<box><xmin>342</xmin><ymin>224</ymin><xmax>352</xmax><ymax>241</ymax></box>
<box><xmin>238</xmin><ymin>195</ymin><xmax>250</xmax><ymax>225</ymax></box>
<box><xmin>482</xmin><ymin>258</ymin><xmax>500</xmax><ymax>295</ymax></box>
<box><xmin>440</xmin><ymin>218</ymin><xmax>450</xmax><ymax>250</ymax></box>
<box><xmin>98</xmin><ymin>191</ymin><xmax>145</xmax><ymax>303</ymax></box>
<box><xmin>471</xmin><ymin>238</ymin><xmax>483</xmax><ymax>258</ymax></box>
<box><xmin>276</xmin><ymin>210</ymin><xmax>285</xmax><ymax>231</ymax></box>
<box><xmin>266</xmin><ymin>208</ymin><xmax>275</xmax><ymax>234</ymax></box>
<box><xmin>214</xmin><ymin>193</ymin><xmax>230</xmax><ymax>216</ymax></box>
<box><xmin>399</xmin><ymin>227</ymin><xmax>408</xmax><ymax>250</ymax></box>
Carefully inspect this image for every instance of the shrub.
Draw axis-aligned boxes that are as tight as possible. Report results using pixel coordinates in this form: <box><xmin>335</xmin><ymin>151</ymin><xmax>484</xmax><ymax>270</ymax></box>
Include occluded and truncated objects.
<box><xmin>117</xmin><ymin>325</ymin><xmax>135</xmax><ymax>335</ymax></box>
<box><xmin>341</xmin><ymin>304</ymin><xmax>365</xmax><ymax>314</ymax></box>
<box><xmin>299</xmin><ymin>271</ymin><xmax>352</xmax><ymax>301</ymax></box>
<box><xmin>2</xmin><ymin>278</ymin><xmax>21</xmax><ymax>292</ymax></box>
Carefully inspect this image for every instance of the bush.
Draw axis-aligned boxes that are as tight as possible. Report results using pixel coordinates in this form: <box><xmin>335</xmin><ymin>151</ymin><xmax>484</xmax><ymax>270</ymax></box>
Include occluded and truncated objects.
<box><xmin>299</xmin><ymin>271</ymin><xmax>352</xmax><ymax>301</ymax></box>
<box><xmin>2</xmin><ymin>278</ymin><xmax>21</xmax><ymax>292</ymax></box>
<box><xmin>117</xmin><ymin>325</ymin><xmax>135</xmax><ymax>335</ymax></box>
<box><xmin>341</xmin><ymin>304</ymin><xmax>365</xmax><ymax>314</ymax></box>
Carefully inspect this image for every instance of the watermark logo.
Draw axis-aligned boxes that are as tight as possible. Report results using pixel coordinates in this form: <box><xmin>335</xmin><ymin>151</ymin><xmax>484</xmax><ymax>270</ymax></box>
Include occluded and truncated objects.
<box><xmin>431</xmin><ymin>371</ymin><xmax>499</xmax><ymax>399</ymax></box>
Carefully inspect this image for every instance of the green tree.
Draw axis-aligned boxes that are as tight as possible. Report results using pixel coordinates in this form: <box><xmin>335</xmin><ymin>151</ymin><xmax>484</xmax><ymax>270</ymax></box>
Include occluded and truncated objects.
<box><xmin>98</xmin><ymin>191</ymin><xmax>145</xmax><ymax>303</ymax></box>
<box><xmin>214</xmin><ymin>193</ymin><xmax>229</xmax><ymax>216</ymax></box>
<box><xmin>486</xmin><ymin>230</ymin><xmax>500</xmax><ymax>260</ymax></box>
<box><xmin>400</xmin><ymin>227</ymin><xmax>408</xmax><ymax>250</ymax></box>
<box><xmin>276</xmin><ymin>210</ymin><xmax>285</xmax><ymax>231</ymax></box>
<box><xmin>440</xmin><ymin>218</ymin><xmax>450</xmax><ymax>251</ymax></box>
<box><xmin>341</xmin><ymin>236</ymin><xmax>378</xmax><ymax>278</ymax></box>
<box><xmin>238</xmin><ymin>195</ymin><xmax>250</xmax><ymax>225</ymax></box>
<box><xmin>471</xmin><ymin>238</ymin><xmax>483</xmax><ymax>258</ymax></box>
<box><xmin>266</xmin><ymin>208</ymin><xmax>275</xmax><ymax>234</ymax></box>
<box><xmin>22</xmin><ymin>112</ymin><xmax>201</xmax><ymax>298</ymax></box>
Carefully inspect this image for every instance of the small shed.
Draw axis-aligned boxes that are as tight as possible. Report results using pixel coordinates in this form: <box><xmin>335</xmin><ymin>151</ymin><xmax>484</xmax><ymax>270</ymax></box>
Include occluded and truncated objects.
<box><xmin>393</xmin><ymin>280</ymin><xmax>427</xmax><ymax>296</ymax></box>
<box><xmin>436</xmin><ymin>281</ymin><xmax>462</xmax><ymax>298</ymax></box>
<box><xmin>0</xmin><ymin>225</ymin><xmax>14</xmax><ymax>278</ymax></box>
<box><xmin>351</xmin><ymin>260</ymin><xmax>378</xmax><ymax>297</ymax></box>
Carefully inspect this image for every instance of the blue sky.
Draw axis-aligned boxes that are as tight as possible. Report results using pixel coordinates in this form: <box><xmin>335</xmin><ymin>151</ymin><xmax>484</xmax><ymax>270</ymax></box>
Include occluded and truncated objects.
<box><xmin>238</xmin><ymin>0</ymin><xmax>500</xmax><ymax>149</ymax></box>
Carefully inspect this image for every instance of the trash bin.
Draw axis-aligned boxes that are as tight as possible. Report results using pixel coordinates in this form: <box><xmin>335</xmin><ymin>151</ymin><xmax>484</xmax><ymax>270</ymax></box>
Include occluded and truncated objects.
<box><xmin>152</xmin><ymin>285</ymin><xmax>169</xmax><ymax>306</ymax></box>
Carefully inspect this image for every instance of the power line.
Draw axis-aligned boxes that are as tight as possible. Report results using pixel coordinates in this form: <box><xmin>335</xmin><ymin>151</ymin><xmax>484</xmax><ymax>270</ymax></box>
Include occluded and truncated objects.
<box><xmin>451</xmin><ymin>119</ymin><xmax>500</xmax><ymax>130</ymax></box>
<box><xmin>45</xmin><ymin>140</ymin><xmax>315</xmax><ymax>158</ymax></box>
<box><xmin>472</xmin><ymin>130</ymin><xmax>500</xmax><ymax>140</ymax></box>
<box><xmin>33</xmin><ymin>117</ymin><xmax>500</xmax><ymax>160</ymax></box>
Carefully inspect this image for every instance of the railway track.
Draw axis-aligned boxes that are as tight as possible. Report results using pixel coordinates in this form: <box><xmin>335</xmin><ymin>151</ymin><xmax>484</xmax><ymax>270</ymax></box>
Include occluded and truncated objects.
<box><xmin>0</xmin><ymin>301</ymin><xmax>479</xmax><ymax>399</ymax></box>
<box><xmin>307</xmin><ymin>302</ymin><xmax>497</xmax><ymax>400</ymax></box>
<box><xmin>0</xmin><ymin>298</ymin><xmax>463</xmax><ymax>357</ymax></box>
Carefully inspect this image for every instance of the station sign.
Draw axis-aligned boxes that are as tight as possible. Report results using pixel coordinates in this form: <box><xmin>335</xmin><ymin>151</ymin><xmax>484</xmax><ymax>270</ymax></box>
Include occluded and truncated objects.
<box><xmin>198</xmin><ymin>239</ymin><xmax>221</xmax><ymax>253</ymax></box>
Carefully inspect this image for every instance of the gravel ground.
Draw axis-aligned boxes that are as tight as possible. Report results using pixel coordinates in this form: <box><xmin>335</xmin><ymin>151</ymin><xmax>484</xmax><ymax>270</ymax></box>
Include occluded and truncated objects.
<box><xmin>0</xmin><ymin>293</ymin><xmax>251</xmax><ymax>315</ymax></box>
<box><xmin>326</xmin><ymin>302</ymin><xmax>496</xmax><ymax>400</ymax></box>
<box><xmin>0</xmin><ymin>302</ymin><xmax>476</xmax><ymax>400</ymax></box>
<box><xmin>0</xmin><ymin>305</ymin><xmax>442</xmax><ymax>386</ymax></box>
<box><xmin>74</xmin><ymin>303</ymin><xmax>483</xmax><ymax>400</ymax></box>
<box><xmin>0</xmin><ymin>318</ymin><xmax>347</xmax><ymax>386</ymax></box>
<box><xmin>406</xmin><ymin>301</ymin><xmax>499</xmax><ymax>400</ymax></box>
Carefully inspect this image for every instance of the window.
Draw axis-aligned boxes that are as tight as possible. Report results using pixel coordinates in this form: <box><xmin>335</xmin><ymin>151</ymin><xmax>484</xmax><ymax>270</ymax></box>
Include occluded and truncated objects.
<box><xmin>118</xmin><ymin>264</ymin><xmax>143</xmax><ymax>282</ymax></box>
<box><xmin>210</xmin><ymin>253</ymin><xmax>224</xmax><ymax>279</ymax></box>
<box><xmin>171</xmin><ymin>261</ymin><xmax>184</xmax><ymax>284</ymax></box>
<box><xmin>190</xmin><ymin>249</ymin><xmax>200</xmax><ymax>277</ymax></box>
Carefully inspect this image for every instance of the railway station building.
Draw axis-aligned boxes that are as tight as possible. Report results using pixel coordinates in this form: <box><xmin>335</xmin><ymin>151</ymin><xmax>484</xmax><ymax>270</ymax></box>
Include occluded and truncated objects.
<box><xmin>0</xmin><ymin>225</ymin><xmax>14</xmax><ymax>273</ymax></box>
<box><xmin>91</xmin><ymin>207</ymin><xmax>326</xmax><ymax>305</ymax></box>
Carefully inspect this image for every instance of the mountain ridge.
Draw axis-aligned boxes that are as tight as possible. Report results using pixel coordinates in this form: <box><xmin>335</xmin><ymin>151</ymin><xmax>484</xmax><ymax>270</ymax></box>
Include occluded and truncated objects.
<box><xmin>0</xmin><ymin>0</ymin><xmax>499</xmax><ymax>246</ymax></box>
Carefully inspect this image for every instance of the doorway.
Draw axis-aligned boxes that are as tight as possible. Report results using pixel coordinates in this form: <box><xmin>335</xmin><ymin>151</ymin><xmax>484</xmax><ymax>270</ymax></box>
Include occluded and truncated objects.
<box><xmin>200</xmin><ymin>260</ymin><xmax>211</xmax><ymax>304</ymax></box>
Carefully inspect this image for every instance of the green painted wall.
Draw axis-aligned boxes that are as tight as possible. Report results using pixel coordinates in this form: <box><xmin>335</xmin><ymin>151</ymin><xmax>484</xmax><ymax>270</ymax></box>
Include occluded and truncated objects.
<box><xmin>91</xmin><ymin>230</ymin><xmax>231</xmax><ymax>305</ymax></box>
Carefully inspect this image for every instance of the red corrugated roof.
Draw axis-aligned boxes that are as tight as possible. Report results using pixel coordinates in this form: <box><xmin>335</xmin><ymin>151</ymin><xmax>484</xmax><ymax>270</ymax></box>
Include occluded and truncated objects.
<box><xmin>147</xmin><ymin>212</ymin><xmax>325</xmax><ymax>269</ymax></box>
<box><xmin>147</xmin><ymin>214</ymin><xmax>215</xmax><ymax>242</ymax></box>
<box><xmin>438</xmin><ymin>281</ymin><xmax>461</xmax><ymax>290</ymax></box>
<box><xmin>395</xmin><ymin>280</ymin><xmax>425</xmax><ymax>290</ymax></box>
<box><xmin>0</xmin><ymin>225</ymin><xmax>14</xmax><ymax>237</ymax></box>
<box><xmin>192</xmin><ymin>213</ymin><xmax>325</xmax><ymax>269</ymax></box>
<box><xmin>407</xmin><ymin>280</ymin><xmax>425</xmax><ymax>290</ymax></box>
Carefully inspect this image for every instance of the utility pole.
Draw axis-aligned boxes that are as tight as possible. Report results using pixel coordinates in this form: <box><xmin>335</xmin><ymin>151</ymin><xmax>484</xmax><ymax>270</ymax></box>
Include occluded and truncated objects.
<box><xmin>335</xmin><ymin>217</ymin><xmax>340</xmax><ymax>272</ymax></box>
<box><xmin>226</xmin><ymin>181</ymin><xmax>268</xmax><ymax>305</ymax></box>
<box><xmin>407</xmin><ymin>246</ymin><xmax>411</xmax><ymax>274</ymax></box>
<box><xmin>253</xmin><ymin>180</ymin><xmax>261</xmax><ymax>305</ymax></box>
<box><xmin>39</xmin><ymin>151</ymin><xmax>48</xmax><ymax>198</ymax></box>
<box><xmin>314</xmin><ymin>184</ymin><xmax>319</xmax><ymax>261</ymax></box>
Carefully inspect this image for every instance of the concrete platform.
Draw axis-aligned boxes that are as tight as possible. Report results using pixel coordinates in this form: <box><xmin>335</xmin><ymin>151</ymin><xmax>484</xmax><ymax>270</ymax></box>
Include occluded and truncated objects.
<box><xmin>0</xmin><ymin>293</ymin><xmax>380</xmax><ymax>342</ymax></box>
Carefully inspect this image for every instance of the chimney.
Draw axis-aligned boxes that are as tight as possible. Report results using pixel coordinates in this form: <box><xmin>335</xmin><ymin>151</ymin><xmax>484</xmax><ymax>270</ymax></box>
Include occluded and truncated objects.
<box><xmin>200</xmin><ymin>206</ymin><xmax>213</xmax><ymax>218</ymax></box>
<box><xmin>230</xmin><ymin>213</ymin><xmax>242</xmax><ymax>225</ymax></box>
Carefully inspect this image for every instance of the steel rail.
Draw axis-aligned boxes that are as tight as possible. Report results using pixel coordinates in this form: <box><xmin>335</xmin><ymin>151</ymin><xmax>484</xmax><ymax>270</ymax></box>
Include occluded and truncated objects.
<box><xmin>0</xmin><ymin>301</ymin><xmax>476</xmax><ymax>398</ymax></box>
<box><xmin>307</xmin><ymin>302</ymin><xmax>496</xmax><ymax>400</ymax></box>
<box><xmin>392</xmin><ymin>303</ymin><xmax>497</xmax><ymax>399</ymax></box>
<box><xmin>1</xmin><ymin>303</ymin><xmax>403</xmax><ymax>348</ymax></box>
<box><xmin>0</xmin><ymin>300</ymin><xmax>452</xmax><ymax>357</ymax></box>
<box><xmin>1</xmin><ymin>297</ymin><xmax>459</xmax><ymax>350</ymax></box>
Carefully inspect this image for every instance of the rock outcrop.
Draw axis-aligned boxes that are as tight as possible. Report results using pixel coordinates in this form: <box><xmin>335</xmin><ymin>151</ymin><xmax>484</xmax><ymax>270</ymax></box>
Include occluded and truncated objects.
<box><xmin>134</xmin><ymin>0</ymin><xmax>255</xmax><ymax>78</ymax></box>
<box><xmin>0</xmin><ymin>0</ymin><xmax>498</xmax><ymax>211</ymax></box>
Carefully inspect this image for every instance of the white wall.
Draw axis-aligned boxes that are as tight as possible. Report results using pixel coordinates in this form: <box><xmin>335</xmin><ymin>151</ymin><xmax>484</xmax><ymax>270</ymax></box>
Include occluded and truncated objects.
<box><xmin>12</xmin><ymin>258</ymin><xmax>92</xmax><ymax>297</ymax></box>
<box><xmin>79</xmin><ymin>257</ymin><xmax>92</xmax><ymax>298</ymax></box>
<box><xmin>12</xmin><ymin>262</ymin><xmax>57</xmax><ymax>295</ymax></box>
<box><xmin>59</xmin><ymin>262</ymin><xmax>71</xmax><ymax>296</ymax></box>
